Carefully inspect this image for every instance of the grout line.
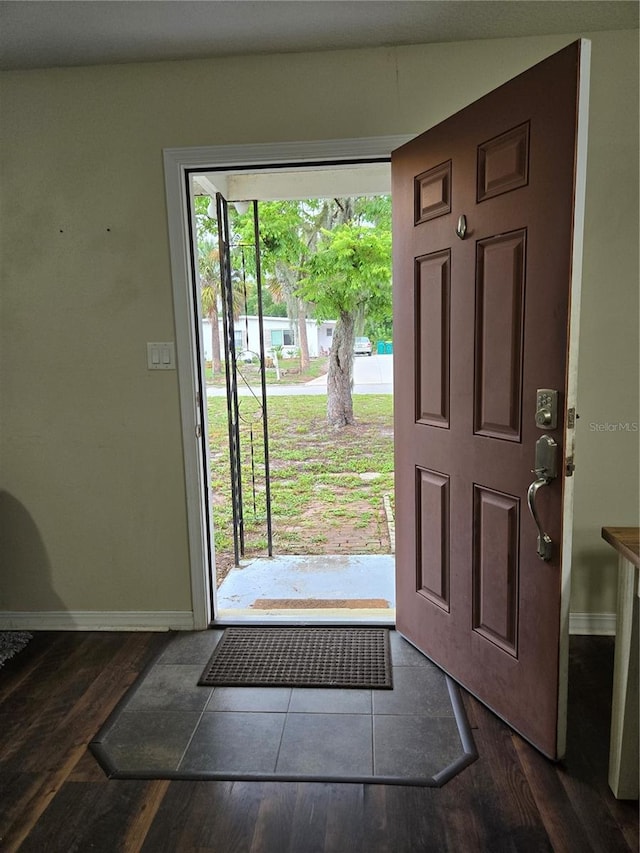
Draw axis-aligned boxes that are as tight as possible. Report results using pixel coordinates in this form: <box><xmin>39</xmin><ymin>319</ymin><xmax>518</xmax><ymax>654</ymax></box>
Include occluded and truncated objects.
<box><xmin>370</xmin><ymin>702</ymin><xmax>377</xmax><ymax>776</ymax></box>
<box><xmin>285</xmin><ymin>686</ymin><xmax>294</xmax><ymax>713</ymax></box>
<box><xmin>175</xmin><ymin>694</ymin><xmax>212</xmax><ymax>771</ymax></box>
<box><xmin>273</xmin><ymin>704</ymin><xmax>290</xmax><ymax>773</ymax></box>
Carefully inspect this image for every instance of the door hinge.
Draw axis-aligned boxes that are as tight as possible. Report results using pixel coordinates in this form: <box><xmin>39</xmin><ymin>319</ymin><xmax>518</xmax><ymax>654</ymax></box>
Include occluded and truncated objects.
<box><xmin>565</xmin><ymin>456</ymin><xmax>575</xmax><ymax>476</ymax></box>
<box><xmin>195</xmin><ymin>424</ymin><xmax>202</xmax><ymax>438</ymax></box>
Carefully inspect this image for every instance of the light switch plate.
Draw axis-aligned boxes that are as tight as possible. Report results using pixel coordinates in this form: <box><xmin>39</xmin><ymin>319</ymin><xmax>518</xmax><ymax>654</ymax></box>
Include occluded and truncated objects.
<box><xmin>147</xmin><ymin>342</ymin><xmax>176</xmax><ymax>370</ymax></box>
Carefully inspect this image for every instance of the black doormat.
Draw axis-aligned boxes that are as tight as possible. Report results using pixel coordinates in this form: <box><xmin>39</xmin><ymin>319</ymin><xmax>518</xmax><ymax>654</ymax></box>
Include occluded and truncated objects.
<box><xmin>198</xmin><ymin>626</ymin><xmax>393</xmax><ymax>689</ymax></box>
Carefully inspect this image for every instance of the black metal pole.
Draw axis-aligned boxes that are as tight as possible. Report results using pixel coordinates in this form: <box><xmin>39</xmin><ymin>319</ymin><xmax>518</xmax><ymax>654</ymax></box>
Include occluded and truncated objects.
<box><xmin>253</xmin><ymin>200</ymin><xmax>274</xmax><ymax>556</ymax></box>
<box><xmin>216</xmin><ymin>193</ymin><xmax>244</xmax><ymax>565</ymax></box>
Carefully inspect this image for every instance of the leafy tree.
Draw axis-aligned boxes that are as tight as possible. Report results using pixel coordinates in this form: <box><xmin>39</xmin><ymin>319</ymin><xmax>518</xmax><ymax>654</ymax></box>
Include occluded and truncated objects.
<box><xmin>244</xmin><ymin>286</ymin><xmax>287</xmax><ymax>318</ymax></box>
<box><xmin>235</xmin><ymin>200</ymin><xmax>320</xmax><ymax>370</ymax></box>
<box><xmin>297</xmin><ymin>198</ymin><xmax>392</xmax><ymax>426</ymax></box>
<box><xmin>365</xmin><ymin>316</ymin><xmax>393</xmax><ymax>345</ymax></box>
<box><xmin>194</xmin><ymin>193</ymin><xmax>392</xmax><ymax>427</ymax></box>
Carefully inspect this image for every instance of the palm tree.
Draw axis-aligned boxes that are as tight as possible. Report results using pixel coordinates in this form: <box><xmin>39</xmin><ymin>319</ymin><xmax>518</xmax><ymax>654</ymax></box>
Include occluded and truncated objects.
<box><xmin>198</xmin><ymin>242</ymin><xmax>223</xmax><ymax>373</ymax></box>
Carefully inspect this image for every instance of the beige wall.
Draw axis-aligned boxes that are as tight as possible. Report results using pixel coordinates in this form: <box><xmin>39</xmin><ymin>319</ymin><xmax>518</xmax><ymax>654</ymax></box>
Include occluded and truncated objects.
<box><xmin>1</xmin><ymin>30</ymin><xmax>637</xmax><ymax>619</ymax></box>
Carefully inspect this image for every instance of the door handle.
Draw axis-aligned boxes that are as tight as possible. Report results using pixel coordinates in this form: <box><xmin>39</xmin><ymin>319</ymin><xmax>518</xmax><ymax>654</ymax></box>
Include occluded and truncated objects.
<box><xmin>526</xmin><ymin>435</ymin><xmax>558</xmax><ymax>561</ymax></box>
<box><xmin>527</xmin><ymin>476</ymin><xmax>553</xmax><ymax>561</ymax></box>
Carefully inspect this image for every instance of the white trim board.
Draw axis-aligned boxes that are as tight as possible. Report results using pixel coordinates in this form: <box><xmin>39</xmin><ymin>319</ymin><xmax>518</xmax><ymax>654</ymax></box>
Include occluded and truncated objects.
<box><xmin>569</xmin><ymin>611</ymin><xmax>616</xmax><ymax>636</ymax></box>
<box><xmin>0</xmin><ymin>611</ymin><xmax>195</xmax><ymax>631</ymax></box>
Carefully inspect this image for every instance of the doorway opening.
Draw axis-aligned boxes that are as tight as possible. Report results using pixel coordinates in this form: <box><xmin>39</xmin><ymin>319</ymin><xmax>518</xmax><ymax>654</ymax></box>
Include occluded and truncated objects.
<box><xmin>187</xmin><ymin>163</ymin><xmax>396</xmax><ymax>623</ymax></box>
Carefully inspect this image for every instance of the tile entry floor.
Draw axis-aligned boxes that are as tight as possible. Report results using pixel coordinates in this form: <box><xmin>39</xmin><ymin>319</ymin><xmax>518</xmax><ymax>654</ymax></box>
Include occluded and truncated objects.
<box><xmin>91</xmin><ymin>629</ymin><xmax>476</xmax><ymax>786</ymax></box>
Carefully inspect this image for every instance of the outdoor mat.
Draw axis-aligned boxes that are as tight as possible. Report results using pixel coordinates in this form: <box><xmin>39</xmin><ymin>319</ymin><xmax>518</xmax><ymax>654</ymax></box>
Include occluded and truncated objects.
<box><xmin>198</xmin><ymin>626</ymin><xmax>393</xmax><ymax>689</ymax></box>
<box><xmin>251</xmin><ymin>598</ymin><xmax>390</xmax><ymax>610</ymax></box>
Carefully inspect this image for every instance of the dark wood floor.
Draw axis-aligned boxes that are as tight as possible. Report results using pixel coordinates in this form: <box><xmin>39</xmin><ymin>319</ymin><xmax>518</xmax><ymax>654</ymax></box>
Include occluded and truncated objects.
<box><xmin>0</xmin><ymin>632</ymin><xmax>637</xmax><ymax>853</ymax></box>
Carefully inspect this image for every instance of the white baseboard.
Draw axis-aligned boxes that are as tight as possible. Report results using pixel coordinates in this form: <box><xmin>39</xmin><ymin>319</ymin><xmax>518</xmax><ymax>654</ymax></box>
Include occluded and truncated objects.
<box><xmin>0</xmin><ymin>610</ymin><xmax>615</xmax><ymax>635</ymax></box>
<box><xmin>0</xmin><ymin>611</ymin><xmax>194</xmax><ymax>631</ymax></box>
<box><xmin>569</xmin><ymin>611</ymin><xmax>616</xmax><ymax>636</ymax></box>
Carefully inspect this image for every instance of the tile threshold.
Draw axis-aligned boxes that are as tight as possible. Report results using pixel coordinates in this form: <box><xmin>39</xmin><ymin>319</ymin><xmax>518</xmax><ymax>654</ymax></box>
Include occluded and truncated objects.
<box><xmin>90</xmin><ymin>630</ymin><xmax>477</xmax><ymax>787</ymax></box>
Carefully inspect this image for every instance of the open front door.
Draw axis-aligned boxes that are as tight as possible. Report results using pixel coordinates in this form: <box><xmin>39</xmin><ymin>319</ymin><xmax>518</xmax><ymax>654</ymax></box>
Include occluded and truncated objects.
<box><xmin>392</xmin><ymin>41</ymin><xmax>590</xmax><ymax>758</ymax></box>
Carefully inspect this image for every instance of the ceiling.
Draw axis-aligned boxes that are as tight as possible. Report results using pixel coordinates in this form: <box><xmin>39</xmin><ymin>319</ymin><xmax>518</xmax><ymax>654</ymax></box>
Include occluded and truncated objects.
<box><xmin>192</xmin><ymin>163</ymin><xmax>393</xmax><ymax>203</ymax></box>
<box><xmin>1</xmin><ymin>1</ymin><xmax>637</xmax><ymax>72</ymax></box>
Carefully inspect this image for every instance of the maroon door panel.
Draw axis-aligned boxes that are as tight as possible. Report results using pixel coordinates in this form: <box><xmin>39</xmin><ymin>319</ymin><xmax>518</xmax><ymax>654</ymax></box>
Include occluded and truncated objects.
<box><xmin>393</xmin><ymin>42</ymin><xmax>587</xmax><ymax>758</ymax></box>
<box><xmin>417</xmin><ymin>467</ymin><xmax>450</xmax><ymax>610</ymax></box>
<box><xmin>474</xmin><ymin>229</ymin><xmax>526</xmax><ymax>441</ymax></box>
<box><xmin>416</xmin><ymin>250</ymin><xmax>451</xmax><ymax>427</ymax></box>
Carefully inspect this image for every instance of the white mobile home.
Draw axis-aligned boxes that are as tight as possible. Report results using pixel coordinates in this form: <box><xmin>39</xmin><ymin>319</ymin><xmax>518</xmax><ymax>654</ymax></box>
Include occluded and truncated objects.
<box><xmin>202</xmin><ymin>315</ymin><xmax>336</xmax><ymax>360</ymax></box>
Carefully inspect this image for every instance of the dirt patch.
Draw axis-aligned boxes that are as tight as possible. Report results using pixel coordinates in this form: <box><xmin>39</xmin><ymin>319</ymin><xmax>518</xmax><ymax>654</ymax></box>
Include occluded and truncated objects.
<box><xmin>216</xmin><ymin>496</ymin><xmax>391</xmax><ymax>588</ymax></box>
<box><xmin>277</xmin><ymin>497</ymin><xmax>390</xmax><ymax>552</ymax></box>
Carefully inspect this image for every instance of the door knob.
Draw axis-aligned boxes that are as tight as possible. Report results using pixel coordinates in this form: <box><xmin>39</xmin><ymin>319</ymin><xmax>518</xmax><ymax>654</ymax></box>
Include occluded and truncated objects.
<box><xmin>535</xmin><ymin>389</ymin><xmax>558</xmax><ymax>430</ymax></box>
<box><xmin>536</xmin><ymin>408</ymin><xmax>553</xmax><ymax>427</ymax></box>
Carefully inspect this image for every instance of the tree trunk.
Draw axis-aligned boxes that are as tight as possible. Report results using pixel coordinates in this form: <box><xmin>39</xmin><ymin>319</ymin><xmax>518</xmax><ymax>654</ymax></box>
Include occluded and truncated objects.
<box><xmin>326</xmin><ymin>311</ymin><xmax>356</xmax><ymax>428</ymax></box>
<box><xmin>297</xmin><ymin>300</ymin><xmax>310</xmax><ymax>371</ymax></box>
<box><xmin>211</xmin><ymin>304</ymin><xmax>222</xmax><ymax>374</ymax></box>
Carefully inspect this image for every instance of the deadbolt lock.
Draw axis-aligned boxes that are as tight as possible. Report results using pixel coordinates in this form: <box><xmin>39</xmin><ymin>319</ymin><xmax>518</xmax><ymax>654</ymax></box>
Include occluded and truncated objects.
<box><xmin>535</xmin><ymin>389</ymin><xmax>558</xmax><ymax>430</ymax></box>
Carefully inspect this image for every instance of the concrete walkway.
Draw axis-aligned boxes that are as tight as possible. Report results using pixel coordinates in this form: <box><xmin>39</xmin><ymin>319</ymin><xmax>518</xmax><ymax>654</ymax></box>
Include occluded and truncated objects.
<box><xmin>216</xmin><ymin>554</ymin><xmax>396</xmax><ymax>624</ymax></box>
<box><xmin>207</xmin><ymin>354</ymin><xmax>393</xmax><ymax>397</ymax></box>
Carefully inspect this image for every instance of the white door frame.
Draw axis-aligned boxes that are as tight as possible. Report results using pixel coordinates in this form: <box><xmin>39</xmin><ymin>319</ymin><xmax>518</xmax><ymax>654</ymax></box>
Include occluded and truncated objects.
<box><xmin>163</xmin><ymin>136</ymin><xmax>412</xmax><ymax>629</ymax></box>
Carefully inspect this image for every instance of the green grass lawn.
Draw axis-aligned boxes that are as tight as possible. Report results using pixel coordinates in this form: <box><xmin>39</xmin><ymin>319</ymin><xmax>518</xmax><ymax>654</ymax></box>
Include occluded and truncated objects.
<box><xmin>207</xmin><ymin>394</ymin><xmax>394</xmax><ymax>581</ymax></box>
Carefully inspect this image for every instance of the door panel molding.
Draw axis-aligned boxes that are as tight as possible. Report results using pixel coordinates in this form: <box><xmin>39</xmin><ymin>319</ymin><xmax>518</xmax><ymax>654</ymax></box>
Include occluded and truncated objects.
<box><xmin>415</xmin><ymin>250</ymin><xmax>451</xmax><ymax>428</ymax></box>
<box><xmin>474</xmin><ymin>229</ymin><xmax>526</xmax><ymax>441</ymax></box>
<box><xmin>472</xmin><ymin>484</ymin><xmax>520</xmax><ymax>657</ymax></box>
<box><xmin>414</xmin><ymin>160</ymin><xmax>452</xmax><ymax>224</ymax></box>
<box><xmin>477</xmin><ymin>121</ymin><xmax>530</xmax><ymax>202</ymax></box>
<box><xmin>416</xmin><ymin>467</ymin><xmax>451</xmax><ymax>611</ymax></box>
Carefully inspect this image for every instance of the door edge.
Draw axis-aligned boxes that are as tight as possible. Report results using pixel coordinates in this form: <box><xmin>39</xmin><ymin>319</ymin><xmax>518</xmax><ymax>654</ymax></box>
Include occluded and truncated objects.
<box><xmin>557</xmin><ymin>37</ymin><xmax>591</xmax><ymax>759</ymax></box>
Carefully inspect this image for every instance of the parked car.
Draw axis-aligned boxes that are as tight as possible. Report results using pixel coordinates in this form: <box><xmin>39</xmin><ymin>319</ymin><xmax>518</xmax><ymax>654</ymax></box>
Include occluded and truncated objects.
<box><xmin>354</xmin><ymin>336</ymin><xmax>372</xmax><ymax>356</ymax></box>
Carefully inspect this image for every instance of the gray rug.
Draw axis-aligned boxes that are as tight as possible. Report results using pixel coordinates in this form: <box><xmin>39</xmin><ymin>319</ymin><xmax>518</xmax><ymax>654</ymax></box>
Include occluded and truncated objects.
<box><xmin>0</xmin><ymin>631</ymin><xmax>32</xmax><ymax>667</ymax></box>
<box><xmin>198</xmin><ymin>626</ymin><xmax>392</xmax><ymax>689</ymax></box>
